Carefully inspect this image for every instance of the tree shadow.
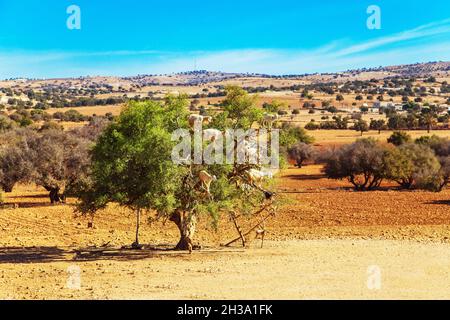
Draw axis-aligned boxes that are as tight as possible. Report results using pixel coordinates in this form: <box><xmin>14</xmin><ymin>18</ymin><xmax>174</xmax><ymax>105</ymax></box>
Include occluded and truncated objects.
<box><xmin>8</xmin><ymin>202</ymin><xmax>57</xmax><ymax>209</ymax></box>
<box><xmin>0</xmin><ymin>245</ymin><xmax>190</xmax><ymax>264</ymax></box>
<box><xmin>9</xmin><ymin>194</ymin><xmax>48</xmax><ymax>199</ymax></box>
<box><xmin>284</xmin><ymin>174</ymin><xmax>326</xmax><ymax>181</ymax></box>
<box><xmin>0</xmin><ymin>247</ymin><xmax>67</xmax><ymax>263</ymax></box>
<box><xmin>426</xmin><ymin>200</ymin><xmax>450</xmax><ymax>206</ymax></box>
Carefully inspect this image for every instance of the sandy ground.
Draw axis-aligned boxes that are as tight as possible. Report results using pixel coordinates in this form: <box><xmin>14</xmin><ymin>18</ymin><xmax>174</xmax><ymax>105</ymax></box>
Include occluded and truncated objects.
<box><xmin>1</xmin><ymin>240</ymin><xmax>450</xmax><ymax>300</ymax></box>
<box><xmin>1</xmin><ymin>165</ymin><xmax>450</xmax><ymax>299</ymax></box>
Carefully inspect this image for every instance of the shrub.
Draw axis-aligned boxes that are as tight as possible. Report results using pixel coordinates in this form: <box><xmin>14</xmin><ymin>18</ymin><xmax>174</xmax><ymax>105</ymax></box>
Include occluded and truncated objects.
<box><xmin>288</xmin><ymin>143</ymin><xmax>315</xmax><ymax>168</ymax></box>
<box><xmin>387</xmin><ymin>131</ymin><xmax>411</xmax><ymax>146</ymax></box>
<box><xmin>305</xmin><ymin>121</ymin><xmax>320</xmax><ymax>130</ymax></box>
<box><xmin>279</xmin><ymin>123</ymin><xmax>314</xmax><ymax>149</ymax></box>
<box><xmin>384</xmin><ymin>143</ymin><xmax>441</xmax><ymax>189</ymax></box>
<box><xmin>323</xmin><ymin>138</ymin><xmax>386</xmax><ymax>191</ymax></box>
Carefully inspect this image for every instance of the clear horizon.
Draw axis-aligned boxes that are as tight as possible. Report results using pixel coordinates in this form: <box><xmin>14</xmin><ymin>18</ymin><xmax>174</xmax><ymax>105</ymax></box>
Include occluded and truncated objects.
<box><xmin>1</xmin><ymin>0</ymin><xmax>450</xmax><ymax>79</ymax></box>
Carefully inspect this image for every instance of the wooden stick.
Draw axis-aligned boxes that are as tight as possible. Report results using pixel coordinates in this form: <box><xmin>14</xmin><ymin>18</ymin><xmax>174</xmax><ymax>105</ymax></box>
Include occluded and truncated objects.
<box><xmin>230</xmin><ymin>211</ymin><xmax>246</xmax><ymax>247</ymax></box>
<box><xmin>224</xmin><ymin>204</ymin><xmax>275</xmax><ymax>247</ymax></box>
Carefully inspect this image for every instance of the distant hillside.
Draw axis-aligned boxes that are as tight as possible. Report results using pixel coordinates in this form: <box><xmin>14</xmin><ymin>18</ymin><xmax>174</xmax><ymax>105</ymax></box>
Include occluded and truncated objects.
<box><xmin>121</xmin><ymin>61</ymin><xmax>450</xmax><ymax>85</ymax></box>
<box><xmin>2</xmin><ymin>61</ymin><xmax>449</xmax><ymax>88</ymax></box>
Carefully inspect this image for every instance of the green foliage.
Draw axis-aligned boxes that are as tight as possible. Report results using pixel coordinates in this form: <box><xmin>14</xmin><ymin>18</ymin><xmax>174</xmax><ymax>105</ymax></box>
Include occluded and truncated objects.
<box><xmin>77</xmin><ymin>98</ymin><xmax>189</xmax><ymax>214</ymax></box>
<box><xmin>384</xmin><ymin>143</ymin><xmax>441</xmax><ymax>189</ymax></box>
<box><xmin>387</xmin><ymin>131</ymin><xmax>411</xmax><ymax>146</ymax></box>
<box><xmin>353</xmin><ymin>119</ymin><xmax>369</xmax><ymax>135</ymax></box>
<box><xmin>369</xmin><ymin>119</ymin><xmax>386</xmax><ymax>133</ymax></box>
<box><xmin>305</xmin><ymin>121</ymin><xmax>320</xmax><ymax>130</ymax></box>
<box><xmin>77</xmin><ymin>89</ymin><xmax>275</xmax><ymax>248</ymax></box>
<box><xmin>279</xmin><ymin>123</ymin><xmax>314</xmax><ymax>149</ymax></box>
<box><xmin>324</xmin><ymin>138</ymin><xmax>387</xmax><ymax>191</ymax></box>
<box><xmin>221</xmin><ymin>86</ymin><xmax>263</xmax><ymax>129</ymax></box>
<box><xmin>262</xmin><ymin>100</ymin><xmax>285</xmax><ymax>114</ymax></box>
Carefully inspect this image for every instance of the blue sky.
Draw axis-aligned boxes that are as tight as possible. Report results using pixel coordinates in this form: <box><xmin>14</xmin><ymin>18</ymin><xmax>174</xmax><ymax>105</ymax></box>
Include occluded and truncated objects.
<box><xmin>0</xmin><ymin>0</ymin><xmax>449</xmax><ymax>78</ymax></box>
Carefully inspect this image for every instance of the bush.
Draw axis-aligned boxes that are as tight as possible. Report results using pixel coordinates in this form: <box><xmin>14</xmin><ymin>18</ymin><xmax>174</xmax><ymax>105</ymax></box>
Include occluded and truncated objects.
<box><xmin>305</xmin><ymin>121</ymin><xmax>320</xmax><ymax>130</ymax></box>
<box><xmin>323</xmin><ymin>138</ymin><xmax>386</xmax><ymax>191</ymax></box>
<box><xmin>384</xmin><ymin>143</ymin><xmax>441</xmax><ymax>189</ymax></box>
<box><xmin>279</xmin><ymin>123</ymin><xmax>314</xmax><ymax>149</ymax></box>
<box><xmin>415</xmin><ymin>135</ymin><xmax>450</xmax><ymax>190</ymax></box>
<box><xmin>387</xmin><ymin>131</ymin><xmax>411</xmax><ymax>146</ymax></box>
<box><xmin>288</xmin><ymin>143</ymin><xmax>315</xmax><ymax>168</ymax></box>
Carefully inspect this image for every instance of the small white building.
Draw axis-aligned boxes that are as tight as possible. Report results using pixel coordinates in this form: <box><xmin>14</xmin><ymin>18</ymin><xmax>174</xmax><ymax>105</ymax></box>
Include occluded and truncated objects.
<box><xmin>394</xmin><ymin>104</ymin><xmax>404</xmax><ymax>112</ymax></box>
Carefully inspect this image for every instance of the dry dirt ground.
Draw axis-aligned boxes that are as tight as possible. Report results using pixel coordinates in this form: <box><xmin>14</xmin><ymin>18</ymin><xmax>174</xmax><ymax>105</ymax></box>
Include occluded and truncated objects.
<box><xmin>1</xmin><ymin>166</ymin><xmax>450</xmax><ymax>299</ymax></box>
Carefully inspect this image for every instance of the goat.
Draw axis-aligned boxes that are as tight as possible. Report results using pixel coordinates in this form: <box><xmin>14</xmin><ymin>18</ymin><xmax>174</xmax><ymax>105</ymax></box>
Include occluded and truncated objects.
<box><xmin>247</xmin><ymin>168</ymin><xmax>273</xmax><ymax>184</ymax></box>
<box><xmin>203</xmin><ymin>128</ymin><xmax>222</xmax><ymax>142</ymax></box>
<box><xmin>261</xmin><ymin>113</ymin><xmax>279</xmax><ymax>129</ymax></box>
<box><xmin>198</xmin><ymin>170</ymin><xmax>217</xmax><ymax>195</ymax></box>
<box><xmin>188</xmin><ymin>114</ymin><xmax>212</xmax><ymax>128</ymax></box>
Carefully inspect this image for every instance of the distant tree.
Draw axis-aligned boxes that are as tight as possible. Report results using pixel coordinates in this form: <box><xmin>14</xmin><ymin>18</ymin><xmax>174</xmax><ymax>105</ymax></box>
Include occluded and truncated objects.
<box><xmin>323</xmin><ymin>138</ymin><xmax>386</xmax><ymax>191</ymax></box>
<box><xmin>420</xmin><ymin>113</ymin><xmax>437</xmax><ymax>133</ymax></box>
<box><xmin>384</xmin><ymin>143</ymin><xmax>441</xmax><ymax>190</ymax></box>
<box><xmin>288</xmin><ymin>143</ymin><xmax>315</xmax><ymax>168</ymax></box>
<box><xmin>415</xmin><ymin>135</ymin><xmax>450</xmax><ymax>191</ymax></box>
<box><xmin>0</xmin><ymin>130</ymin><xmax>35</xmax><ymax>192</ymax></box>
<box><xmin>353</xmin><ymin>119</ymin><xmax>369</xmax><ymax>136</ymax></box>
<box><xmin>387</xmin><ymin>114</ymin><xmax>407</xmax><ymax>130</ymax></box>
<box><xmin>336</xmin><ymin>94</ymin><xmax>344</xmax><ymax>102</ymax></box>
<box><xmin>387</xmin><ymin>131</ymin><xmax>412</xmax><ymax>146</ymax></box>
<box><xmin>327</xmin><ymin>106</ymin><xmax>338</xmax><ymax>113</ymax></box>
<box><xmin>305</xmin><ymin>121</ymin><xmax>320</xmax><ymax>130</ymax></box>
<box><xmin>370</xmin><ymin>119</ymin><xmax>386</xmax><ymax>134</ymax></box>
<box><xmin>279</xmin><ymin>123</ymin><xmax>314</xmax><ymax>149</ymax></box>
<box><xmin>26</xmin><ymin>130</ymin><xmax>91</xmax><ymax>203</ymax></box>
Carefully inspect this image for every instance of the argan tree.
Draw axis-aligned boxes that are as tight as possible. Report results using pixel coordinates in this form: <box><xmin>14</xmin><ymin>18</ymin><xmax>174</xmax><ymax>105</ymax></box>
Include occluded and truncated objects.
<box><xmin>27</xmin><ymin>129</ymin><xmax>92</xmax><ymax>203</ymax></box>
<box><xmin>387</xmin><ymin>131</ymin><xmax>411</xmax><ymax>146</ymax></box>
<box><xmin>353</xmin><ymin>119</ymin><xmax>369</xmax><ymax>136</ymax></box>
<box><xmin>0</xmin><ymin>129</ymin><xmax>35</xmax><ymax>192</ymax></box>
<box><xmin>77</xmin><ymin>89</ymin><xmax>275</xmax><ymax>250</ymax></box>
<box><xmin>324</xmin><ymin>138</ymin><xmax>386</xmax><ymax>191</ymax></box>
<box><xmin>288</xmin><ymin>143</ymin><xmax>315</xmax><ymax>168</ymax></box>
<box><xmin>384</xmin><ymin>143</ymin><xmax>441</xmax><ymax>189</ymax></box>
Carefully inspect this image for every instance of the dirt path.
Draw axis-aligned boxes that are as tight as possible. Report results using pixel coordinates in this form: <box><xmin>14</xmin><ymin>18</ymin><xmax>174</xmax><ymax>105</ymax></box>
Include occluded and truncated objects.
<box><xmin>1</xmin><ymin>239</ymin><xmax>450</xmax><ymax>300</ymax></box>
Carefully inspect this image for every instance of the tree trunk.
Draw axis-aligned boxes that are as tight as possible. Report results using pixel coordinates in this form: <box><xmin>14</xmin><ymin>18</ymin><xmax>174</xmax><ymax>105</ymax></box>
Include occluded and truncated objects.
<box><xmin>131</xmin><ymin>208</ymin><xmax>142</xmax><ymax>249</ymax></box>
<box><xmin>48</xmin><ymin>187</ymin><xmax>62</xmax><ymax>204</ymax></box>
<box><xmin>170</xmin><ymin>211</ymin><xmax>197</xmax><ymax>251</ymax></box>
<box><xmin>2</xmin><ymin>184</ymin><xmax>13</xmax><ymax>193</ymax></box>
